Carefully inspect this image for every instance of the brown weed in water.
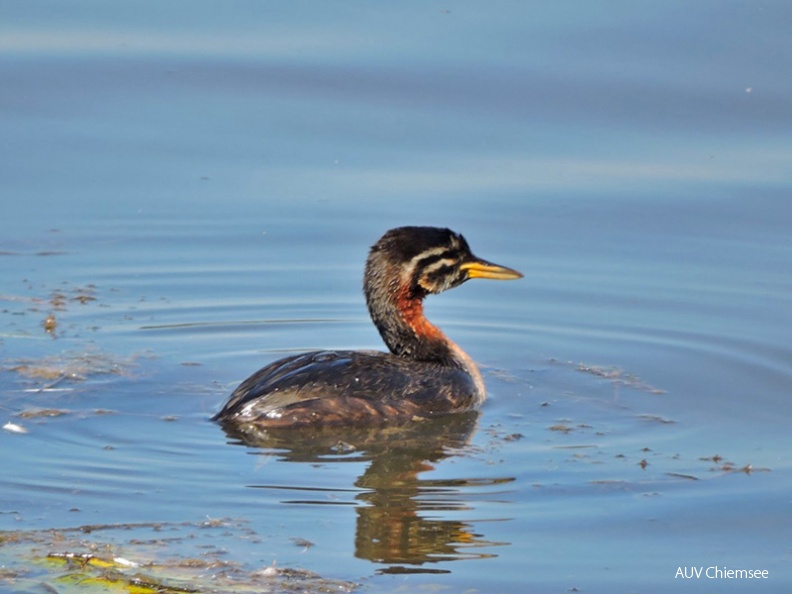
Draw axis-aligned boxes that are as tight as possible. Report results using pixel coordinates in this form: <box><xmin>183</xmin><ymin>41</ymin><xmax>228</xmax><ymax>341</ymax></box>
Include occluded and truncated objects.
<box><xmin>575</xmin><ymin>363</ymin><xmax>666</xmax><ymax>394</ymax></box>
<box><xmin>16</xmin><ymin>408</ymin><xmax>71</xmax><ymax>419</ymax></box>
<box><xmin>7</xmin><ymin>350</ymin><xmax>138</xmax><ymax>382</ymax></box>
<box><xmin>637</xmin><ymin>414</ymin><xmax>676</xmax><ymax>424</ymax></box>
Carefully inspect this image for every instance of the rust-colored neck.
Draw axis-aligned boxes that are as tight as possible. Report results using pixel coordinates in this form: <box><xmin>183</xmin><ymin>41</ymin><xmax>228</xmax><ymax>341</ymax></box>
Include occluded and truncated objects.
<box><xmin>376</xmin><ymin>284</ymin><xmax>456</xmax><ymax>363</ymax></box>
<box><xmin>395</xmin><ymin>286</ymin><xmax>447</xmax><ymax>346</ymax></box>
<box><xmin>385</xmin><ymin>284</ymin><xmax>485</xmax><ymax>396</ymax></box>
<box><xmin>363</xmin><ymin>256</ymin><xmax>454</xmax><ymax>363</ymax></box>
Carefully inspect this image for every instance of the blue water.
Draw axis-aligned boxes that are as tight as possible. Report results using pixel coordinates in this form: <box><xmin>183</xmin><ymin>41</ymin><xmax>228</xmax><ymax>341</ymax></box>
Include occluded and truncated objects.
<box><xmin>2</xmin><ymin>2</ymin><xmax>791</xmax><ymax>593</ymax></box>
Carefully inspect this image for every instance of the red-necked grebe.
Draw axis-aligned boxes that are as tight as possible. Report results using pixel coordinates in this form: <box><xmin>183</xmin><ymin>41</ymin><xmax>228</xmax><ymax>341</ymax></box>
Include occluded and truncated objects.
<box><xmin>213</xmin><ymin>226</ymin><xmax>522</xmax><ymax>427</ymax></box>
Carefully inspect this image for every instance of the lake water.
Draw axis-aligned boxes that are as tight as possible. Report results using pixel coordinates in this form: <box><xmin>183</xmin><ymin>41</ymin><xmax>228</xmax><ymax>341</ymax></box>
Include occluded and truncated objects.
<box><xmin>1</xmin><ymin>2</ymin><xmax>791</xmax><ymax>593</ymax></box>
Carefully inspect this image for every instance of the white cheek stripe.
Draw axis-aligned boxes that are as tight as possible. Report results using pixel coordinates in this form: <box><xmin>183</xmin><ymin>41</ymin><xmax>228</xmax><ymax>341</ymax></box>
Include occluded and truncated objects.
<box><xmin>409</xmin><ymin>245</ymin><xmax>449</xmax><ymax>268</ymax></box>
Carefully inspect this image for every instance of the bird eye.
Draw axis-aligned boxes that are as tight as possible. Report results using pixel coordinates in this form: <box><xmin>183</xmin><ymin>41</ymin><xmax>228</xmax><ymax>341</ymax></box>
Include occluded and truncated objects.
<box><xmin>417</xmin><ymin>260</ymin><xmax>460</xmax><ymax>293</ymax></box>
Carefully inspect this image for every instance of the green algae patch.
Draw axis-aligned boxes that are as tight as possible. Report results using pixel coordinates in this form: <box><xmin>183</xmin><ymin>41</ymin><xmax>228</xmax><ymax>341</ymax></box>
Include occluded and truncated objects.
<box><xmin>46</xmin><ymin>553</ymin><xmax>198</xmax><ymax>594</ymax></box>
<box><xmin>1</xmin><ymin>520</ymin><xmax>358</xmax><ymax>594</ymax></box>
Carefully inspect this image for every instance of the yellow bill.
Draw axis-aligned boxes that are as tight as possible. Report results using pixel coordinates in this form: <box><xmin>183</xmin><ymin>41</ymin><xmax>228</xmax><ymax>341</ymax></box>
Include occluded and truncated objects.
<box><xmin>461</xmin><ymin>259</ymin><xmax>523</xmax><ymax>280</ymax></box>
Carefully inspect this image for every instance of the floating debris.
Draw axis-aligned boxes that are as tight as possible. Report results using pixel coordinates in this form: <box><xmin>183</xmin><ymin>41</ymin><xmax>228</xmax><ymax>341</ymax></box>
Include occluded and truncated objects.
<box><xmin>254</xmin><ymin>561</ymin><xmax>279</xmax><ymax>577</ymax></box>
<box><xmin>575</xmin><ymin>363</ymin><xmax>665</xmax><ymax>394</ymax></box>
<box><xmin>290</xmin><ymin>537</ymin><xmax>315</xmax><ymax>551</ymax></box>
<box><xmin>2</xmin><ymin>421</ymin><xmax>28</xmax><ymax>434</ymax></box>
<box><xmin>43</xmin><ymin>313</ymin><xmax>57</xmax><ymax>334</ymax></box>
<box><xmin>47</xmin><ymin>552</ymin><xmax>140</xmax><ymax>570</ymax></box>
<box><xmin>16</xmin><ymin>408</ymin><xmax>70</xmax><ymax>419</ymax></box>
<box><xmin>6</xmin><ymin>350</ymin><xmax>138</xmax><ymax>382</ymax></box>
<box><xmin>665</xmin><ymin>472</ymin><xmax>699</xmax><ymax>481</ymax></box>
<box><xmin>637</xmin><ymin>414</ymin><xmax>676</xmax><ymax>424</ymax></box>
<box><xmin>717</xmin><ymin>462</ymin><xmax>771</xmax><ymax>475</ymax></box>
<box><xmin>0</xmin><ymin>520</ymin><xmax>358</xmax><ymax>594</ymax></box>
<box><xmin>71</xmin><ymin>293</ymin><xmax>97</xmax><ymax>304</ymax></box>
<box><xmin>333</xmin><ymin>440</ymin><xmax>357</xmax><ymax>453</ymax></box>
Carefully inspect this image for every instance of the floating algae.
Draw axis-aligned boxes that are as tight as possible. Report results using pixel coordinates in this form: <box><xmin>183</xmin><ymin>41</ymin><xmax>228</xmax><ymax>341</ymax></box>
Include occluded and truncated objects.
<box><xmin>0</xmin><ymin>520</ymin><xmax>358</xmax><ymax>594</ymax></box>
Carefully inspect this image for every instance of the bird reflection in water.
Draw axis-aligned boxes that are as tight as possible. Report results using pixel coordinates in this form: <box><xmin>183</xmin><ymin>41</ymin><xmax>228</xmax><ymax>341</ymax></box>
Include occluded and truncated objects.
<box><xmin>218</xmin><ymin>413</ymin><xmax>513</xmax><ymax>574</ymax></box>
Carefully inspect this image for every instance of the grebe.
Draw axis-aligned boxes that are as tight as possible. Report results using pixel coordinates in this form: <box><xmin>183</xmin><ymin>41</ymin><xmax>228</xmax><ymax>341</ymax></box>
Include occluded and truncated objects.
<box><xmin>213</xmin><ymin>226</ymin><xmax>522</xmax><ymax>427</ymax></box>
